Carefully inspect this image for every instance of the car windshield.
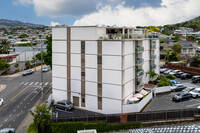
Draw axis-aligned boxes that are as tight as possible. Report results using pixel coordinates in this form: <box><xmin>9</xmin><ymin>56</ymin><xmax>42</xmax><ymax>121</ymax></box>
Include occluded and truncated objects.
<box><xmin>67</xmin><ymin>101</ymin><xmax>71</xmax><ymax>105</ymax></box>
<box><xmin>177</xmin><ymin>93</ymin><xmax>183</xmax><ymax>97</ymax></box>
<box><xmin>183</xmin><ymin>88</ymin><xmax>190</xmax><ymax>91</ymax></box>
<box><xmin>192</xmin><ymin>90</ymin><xmax>199</xmax><ymax>93</ymax></box>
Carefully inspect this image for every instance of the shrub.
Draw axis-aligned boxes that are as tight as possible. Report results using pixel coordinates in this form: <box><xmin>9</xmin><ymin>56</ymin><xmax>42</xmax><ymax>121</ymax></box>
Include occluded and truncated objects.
<box><xmin>157</xmin><ymin>77</ymin><xmax>172</xmax><ymax>87</ymax></box>
<box><xmin>166</xmin><ymin>74</ymin><xmax>176</xmax><ymax>80</ymax></box>
<box><xmin>27</xmin><ymin>121</ymin><xmax>142</xmax><ymax>133</ymax></box>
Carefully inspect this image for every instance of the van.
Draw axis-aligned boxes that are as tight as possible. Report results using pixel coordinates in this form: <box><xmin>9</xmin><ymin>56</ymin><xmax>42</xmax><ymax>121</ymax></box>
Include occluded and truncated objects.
<box><xmin>191</xmin><ymin>75</ymin><xmax>200</xmax><ymax>83</ymax></box>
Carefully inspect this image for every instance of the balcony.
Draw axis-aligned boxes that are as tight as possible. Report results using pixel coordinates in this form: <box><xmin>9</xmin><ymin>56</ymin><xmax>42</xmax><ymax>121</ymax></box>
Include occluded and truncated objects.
<box><xmin>151</xmin><ymin>64</ymin><xmax>156</xmax><ymax>70</ymax></box>
<box><xmin>150</xmin><ymin>54</ymin><xmax>156</xmax><ymax>60</ymax></box>
<box><xmin>137</xmin><ymin>82</ymin><xmax>144</xmax><ymax>91</ymax></box>
<box><xmin>150</xmin><ymin>75</ymin><xmax>158</xmax><ymax>81</ymax></box>
<box><xmin>136</xmin><ymin>70</ymin><xmax>144</xmax><ymax>78</ymax></box>
<box><xmin>97</xmin><ymin>34</ymin><xmax>131</xmax><ymax>40</ymax></box>
<box><xmin>150</xmin><ymin>43</ymin><xmax>156</xmax><ymax>50</ymax></box>
<box><xmin>136</xmin><ymin>59</ymin><xmax>144</xmax><ymax>66</ymax></box>
<box><xmin>136</xmin><ymin>46</ymin><xmax>144</xmax><ymax>53</ymax></box>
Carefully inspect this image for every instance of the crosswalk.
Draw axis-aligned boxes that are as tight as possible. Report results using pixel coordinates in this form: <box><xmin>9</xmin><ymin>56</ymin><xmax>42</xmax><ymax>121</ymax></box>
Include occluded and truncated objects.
<box><xmin>20</xmin><ymin>82</ymin><xmax>52</xmax><ymax>86</ymax></box>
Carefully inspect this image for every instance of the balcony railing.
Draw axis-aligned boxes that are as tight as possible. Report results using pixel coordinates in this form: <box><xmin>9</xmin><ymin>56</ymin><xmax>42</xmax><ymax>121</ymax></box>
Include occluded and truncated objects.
<box><xmin>151</xmin><ymin>64</ymin><xmax>156</xmax><ymax>70</ymax></box>
<box><xmin>136</xmin><ymin>46</ymin><xmax>144</xmax><ymax>53</ymax></box>
<box><xmin>150</xmin><ymin>43</ymin><xmax>156</xmax><ymax>50</ymax></box>
<box><xmin>137</xmin><ymin>82</ymin><xmax>144</xmax><ymax>91</ymax></box>
<box><xmin>136</xmin><ymin>70</ymin><xmax>144</xmax><ymax>78</ymax></box>
<box><xmin>150</xmin><ymin>54</ymin><xmax>156</xmax><ymax>60</ymax></box>
<box><xmin>136</xmin><ymin>59</ymin><xmax>144</xmax><ymax>66</ymax></box>
<box><xmin>150</xmin><ymin>75</ymin><xmax>158</xmax><ymax>81</ymax></box>
<box><xmin>134</xmin><ymin>34</ymin><xmax>159</xmax><ymax>39</ymax></box>
<box><xmin>97</xmin><ymin>34</ymin><xmax>131</xmax><ymax>40</ymax></box>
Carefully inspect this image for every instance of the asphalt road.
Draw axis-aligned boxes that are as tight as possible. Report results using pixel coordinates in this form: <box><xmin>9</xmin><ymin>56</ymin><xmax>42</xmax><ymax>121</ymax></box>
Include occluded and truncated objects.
<box><xmin>0</xmin><ymin>69</ymin><xmax>52</xmax><ymax>130</ymax></box>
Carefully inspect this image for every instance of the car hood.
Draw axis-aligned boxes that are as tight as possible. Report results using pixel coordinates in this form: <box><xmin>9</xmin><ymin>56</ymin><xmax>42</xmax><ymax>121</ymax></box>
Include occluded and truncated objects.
<box><xmin>189</xmin><ymin>91</ymin><xmax>197</xmax><ymax>95</ymax></box>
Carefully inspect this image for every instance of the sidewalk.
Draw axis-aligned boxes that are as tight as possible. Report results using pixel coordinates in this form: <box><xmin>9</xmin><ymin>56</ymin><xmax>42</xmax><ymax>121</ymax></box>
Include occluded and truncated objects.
<box><xmin>1</xmin><ymin>65</ymin><xmax>44</xmax><ymax>78</ymax></box>
<box><xmin>16</xmin><ymin>96</ymin><xmax>46</xmax><ymax>133</ymax></box>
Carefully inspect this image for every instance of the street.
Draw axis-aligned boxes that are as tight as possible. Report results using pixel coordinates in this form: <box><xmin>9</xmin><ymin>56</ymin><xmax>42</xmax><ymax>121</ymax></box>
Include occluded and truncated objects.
<box><xmin>0</xmin><ymin>69</ymin><xmax>52</xmax><ymax>130</ymax></box>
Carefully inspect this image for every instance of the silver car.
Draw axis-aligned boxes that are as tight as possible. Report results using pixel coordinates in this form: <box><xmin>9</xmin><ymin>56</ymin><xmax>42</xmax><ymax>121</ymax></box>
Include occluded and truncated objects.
<box><xmin>54</xmin><ymin>100</ymin><xmax>73</xmax><ymax>111</ymax></box>
<box><xmin>42</xmin><ymin>66</ymin><xmax>50</xmax><ymax>72</ymax></box>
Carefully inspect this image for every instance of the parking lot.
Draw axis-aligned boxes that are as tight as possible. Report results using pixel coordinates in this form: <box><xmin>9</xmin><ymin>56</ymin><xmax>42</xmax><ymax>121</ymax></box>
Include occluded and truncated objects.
<box><xmin>143</xmin><ymin>77</ymin><xmax>200</xmax><ymax>112</ymax></box>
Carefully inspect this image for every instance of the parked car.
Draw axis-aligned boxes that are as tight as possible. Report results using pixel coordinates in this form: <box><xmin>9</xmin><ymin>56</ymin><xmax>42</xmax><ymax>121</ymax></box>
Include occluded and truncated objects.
<box><xmin>22</xmin><ymin>69</ymin><xmax>34</xmax><ymax>76</ymax></box>
<box><xmin>181</xmin><ymin>73</ymin><xmax>192</xmax><ymax>80</ymax></box>
<box><xmin>169</xmin><ymin>70</ymin><xmax>181</xmax><ymax>75</ymax></box>
<box><xmin>189</xmin><ymin>88</ymin><xmax>200</xmax><ymax>98</ymax></box>
<box><xmin>172</xmin><ymin>92</ymin><xmax>192</xmax><ymax>102</ymax></box>
<box><xmin>191</xmin><ymin>75</ymin><xmax>200</xmax><ymax>83</ymax></box>
<box><xmin>171</xmin><ymin>84</ymin><xmax>187</xmax><ymax>92</ymax></box>
<box><xmin>164</xmin><ymin>69</ymin><xmax>173</xmax><ymax>75</ymax></box>
<box><xmin>160</xmin><ymin>68</ymin><xmax>169</xmax><ymax>73</ymax></box>
<box><xmin>42</xmin><ymin>66</ymin><xmax>51</xmax><ymax>72</ymax></box>
<box><xmin>170</xmin><ymin>80</ymin><xmax>181</xmax><ymax>86</ymax></box>
<box><xmin>176</xmin><ymin>72</ymin><xmax>184</xmax><ymax>78</ymax></box>
<box><xmin>54</xmin><ymin>100</ymin><xmax>73</xmax><ymax>111</ymax></box>
<box><xmin>0</xmin><ymin>98</ymin><xmax>3</xmax><ymax>106</ymax></box>
<box><xmin>182</xmin><ymin>87</ymin><xmax>195</xmax><ymax>93</ymax></box>
<box><xmin>0</xmin><ymin>128</ymin><xmax>15</xmax><ymax>133</ymax></box>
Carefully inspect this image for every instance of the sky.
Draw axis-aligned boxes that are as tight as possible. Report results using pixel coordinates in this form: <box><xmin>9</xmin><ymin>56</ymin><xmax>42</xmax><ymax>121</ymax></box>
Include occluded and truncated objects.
<box><xmin>1</xmin><ymin>0</ymin><xmax>200</xmax><ymax>27</ymax></box>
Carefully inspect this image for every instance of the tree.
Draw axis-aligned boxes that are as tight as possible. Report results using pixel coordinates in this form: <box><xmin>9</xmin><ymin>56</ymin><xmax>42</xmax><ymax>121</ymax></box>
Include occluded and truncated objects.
<box><xmin>25</xmin><ymin>60</ymin><xmax>31</xmax><ymax>69</ymax></box>
<box><xmin>171</xmin><ymin>34</ymin><xmax>181</xmax><ymax>42</ymax></box>
<box><xmin>147</xmin><ymin>70</ymin><xmax>157</xmax><ymax>78</ymax></box>
<box><xmin>0</xmin><ymin>40</ymin><xmax>10</xmax><ymax>54</ymax></box>
<box><xmin>0</xmin><ymin>59</ymin><xmax>10</xmax><ymax>70</ymax></box>
<box><xmin>157</xmin><ymin>77</ymin><xmax>172</xmax><ymax>87</ymax></box>
<box><xmin>172</xmin><ymin>43</ymin><xmax>182</xmax><ymax>53</ymax></box>
<box><xmin>30</xmin><ymin>104</ymin><xmax>53</xmax><ymax>133</ymax></box>
<box><xmin>43</xmin><ymin>35</ymin><xmax>52</xmax><ymax>69</ymax></box>
<box><xmin>190</xmin><ymin>56</ymin><xmax>200</xmax><ymax>67</ymax></box>
<box><xmin>166</xmin><ymin>50</ymin><xmax>178</xmax><ymax>62</ymax></box>
<box><xmin>166</xmin><ymin>74</ymin><xmax>176</xmax><ymax>80</ymax></box>
<box><xmin>18</xmin><ymin>34</ymin><xmax>28</xmax><ymax>38</ymax></box>
<box><xmin>145</xmin><ymin>26</ymin><xmax>160</xmax><ymax>33</ymax></box>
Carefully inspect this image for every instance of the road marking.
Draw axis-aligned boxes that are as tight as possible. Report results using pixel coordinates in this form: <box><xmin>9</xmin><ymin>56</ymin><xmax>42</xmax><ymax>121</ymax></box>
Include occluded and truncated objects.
<box><xmin>13</xmin><ymin>119</ymin><xmax>15</xmax><ymax>122</ymax></box>
<box><xmin>14</xmin><ymin>110</ymin><xmax>16</xmax><ymax>112</ymax></box>
<box><xmin>0</xmin><ymin>104</ymin><xmax>7</xmax><ymax>111</ymax></box>
<box><xmin>17</xmin><ymin>114</ymin><xmax>19</xmax><ymax>117</ymax></box>
<box><xmin>9</xmin><ymin>114</ymin><xmax>12</xmax><ymax>117</ymax></box>
<box><xmin>21</xmin><ymin>110</ymin><xmax>23</xmax><ymax>112</ymax></box>
<box><xmin>21</xmin><ymin>102</ymin><xmax>23</xmax><ymax>104</ymax></box>
<box><xmin>30</xmin><ymin>90</ymin><xmax>41</xmax><ymax>101</ymax></box>
<box><xmin>24</xmin><ymin>82</ymin><xmax>29</xmax><ymax>85</ymax></box>
<box><xmin>35</xmin><ymin>82</ymin><xmax>39</xmax><ymax>85</ymax></box>
<box><xmin>17</xmin><ymin>106</ymin><xmax>19</xmax><ymax>108</ymax></box>
<box><xmin>55</xmin><ymin>109</ymin><xmax>73</xmax><ymax>113</ymax></box>
<box><xmin>28</xmin><ymin>102</ymin><xmax>29</xmax><ymax>105</ymax></box>
<box><xmin>9</xmin><ymin>124</ymin><xmax>11</xmax><ymax>127</ymax></box>
<box><xmin>45</xmin><ymin>82</ymin><xmax>48</xmax><ymax>85</ymax></box>
<box><xmin>0</xmin><ymin>124</ymin><xmax>2</xmax><ymax>128</ymax></box>
<box><xmin>30</xmin><ymin>82</ymin><xmax>34</xmax><ymax>85</ymax></box>
<box><xmin>24</xmin><ymin>106</ymin><xmax>26</xmax><ymax>108</ymax></box>
<box><xmin>187</xmin><ymin>103</ymin><xmax>200</xmax><ymax>108</ymax></box>
<box><xmin>10</xmin><ymin>86</ymin><xmax>29</xmax><ymax>101</ymax></box>
<box><xmin>39</xmin><ymin>83</ymin><xmax>42</xmax><ymax>85</ymax></box>
<box><xmin>5</xmin><ymin>118</ymin><xmax>7</xmax><ymax>122</ymax></box>
<box><xmin>20</xmin><ymin>82</ymin><xmax>24</xmax><ymax>85</ymax></box>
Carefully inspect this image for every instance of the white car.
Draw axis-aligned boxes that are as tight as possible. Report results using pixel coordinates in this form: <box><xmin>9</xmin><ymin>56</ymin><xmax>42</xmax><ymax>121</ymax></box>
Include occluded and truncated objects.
<box><xmin>42</xmin><ymin>66</ymin><xmax>51</xmax><ymax>72</ymax></box>
<box><xmin>189</xmin><ymin>88</ymin><xmax>200</xmax><ymax>98</ymax></box>
<box><xmin>0</xmin><ymin>98</ymin><xmax>4</xmax><ymax>106</ymax></box>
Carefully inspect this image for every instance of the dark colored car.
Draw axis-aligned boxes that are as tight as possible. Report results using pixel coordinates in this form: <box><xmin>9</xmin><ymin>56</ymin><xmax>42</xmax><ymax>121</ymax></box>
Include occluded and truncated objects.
<box><xmin>172</xmin><ymin>92</ymin><xmax>192</xmax><ymax>102</ymax></box>
<box><xmin>171</xmin><ymin>84</ymin><xmax>187</xmax><ymax>92</ymax></box>
<box><xmin>181</xmin><ymin>73</ymin><xmax>192</xmax><ymax>80</ymax></box>
<box><xmin>191</xmin><ymin>75</ymin><xmax>200</xmax><ymax>83</ymax></box>
<box><xmin>176</xmin><ymin>72</ymin><xmax>184</xmax><ymax>78</ymax></box>
<box><xmin>22</xmin><ymin>69</ymin><xmax>34</xmax><ymax>76</ymax></box>
<box><xmin>160</xmin><ymin>68</ymin><xmax>169</xmax><ymax>73</ymax></box>
<box><xmin>54</xmin><ymin>100</ymin><xmax>73</xmax><ymax>111</ymax></box>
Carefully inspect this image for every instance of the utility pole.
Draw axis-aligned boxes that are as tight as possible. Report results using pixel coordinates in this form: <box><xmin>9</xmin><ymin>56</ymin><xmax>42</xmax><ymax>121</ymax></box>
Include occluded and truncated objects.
<box><xmin>41</xmin><ymin>44</ymin><xmax>43</xmax><ymax>99</ymax></box>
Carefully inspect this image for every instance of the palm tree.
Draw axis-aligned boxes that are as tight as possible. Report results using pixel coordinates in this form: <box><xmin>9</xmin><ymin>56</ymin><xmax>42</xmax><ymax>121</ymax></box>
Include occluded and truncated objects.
<box><xmin>0</xmin><ymin>40</ymin><xmax>10</xmax><ymax>54</ymax></box>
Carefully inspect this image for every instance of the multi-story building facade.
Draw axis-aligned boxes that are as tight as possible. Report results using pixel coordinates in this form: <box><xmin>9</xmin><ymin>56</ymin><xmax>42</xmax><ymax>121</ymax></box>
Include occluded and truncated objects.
<box><xmin>52</xmin><ymin>26</ymin><xmax>160</xmax><ymax>114</ymax></box>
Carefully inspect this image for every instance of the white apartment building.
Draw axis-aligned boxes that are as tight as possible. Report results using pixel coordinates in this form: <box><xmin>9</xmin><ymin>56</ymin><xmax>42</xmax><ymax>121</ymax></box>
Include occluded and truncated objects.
<box><xmin>52</xmin><ymin>26</ymin><xmax>160</xmax><ymax>114</ymax></box>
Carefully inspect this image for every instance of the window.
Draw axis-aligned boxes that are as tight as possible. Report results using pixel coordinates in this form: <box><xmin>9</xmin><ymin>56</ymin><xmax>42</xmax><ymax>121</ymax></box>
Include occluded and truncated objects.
<box><xmin>189</xmin><ymin>48</ymin><xmax>193</xmax><ymax>52</ymax></box>
<box><xmin>81</xmin><ymin>72</ymin><xmax>85</xmax><ymax>76</ymax></box>
<box><xmin>81</xmin><ymin>41</ymin><xmax>85</xmax><ymax>54</ymax></box>
<box><xmin>183</xmin><ymin>48</ymin><xmax>187</xmax><ymax>52</ymax></box>
<box><xmin>82</xmin><ymin>98</ymin><xmax>85</xmax><ymax>103</ymax></box>
<box><xmin>98</xmin><ymin>55</ymin><xmax>102</xmax><ymax>64</ymax></box>
<box><xmin>98</xmin><ymin>97</ymin><xmax>102</xmax><ymax>110</ymax></box>
<box><xmin>98</xmin><ymin>83</ymin><xmax>102</xmax><ymax>88</ymax></box>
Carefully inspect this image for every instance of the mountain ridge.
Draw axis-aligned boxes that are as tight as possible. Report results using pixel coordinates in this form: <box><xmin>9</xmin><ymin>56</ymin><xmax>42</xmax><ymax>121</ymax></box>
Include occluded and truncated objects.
<box><xmin>0</xmin><ymin>19</ymin><xmax>45</xmax><ymax>28</ymax></box>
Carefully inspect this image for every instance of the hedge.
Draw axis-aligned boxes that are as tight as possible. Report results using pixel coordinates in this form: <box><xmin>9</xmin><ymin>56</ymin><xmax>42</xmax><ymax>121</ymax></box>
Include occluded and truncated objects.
<box><xmin>27</xmin><ymin>121</ymin><xmax>142</xmax><ymax>133</ymax></box>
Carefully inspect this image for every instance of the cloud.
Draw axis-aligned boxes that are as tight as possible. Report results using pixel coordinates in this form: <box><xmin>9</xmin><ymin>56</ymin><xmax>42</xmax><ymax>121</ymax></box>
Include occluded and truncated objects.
<box><xmin>50</xmin><ymin>21</ymin><xmax>60</xmax><ymax>26</ymax></box>
<box><xmin>74</xmin><ymin>0</ymin><xmax>200</xmax><ymax>26</ymax></box>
